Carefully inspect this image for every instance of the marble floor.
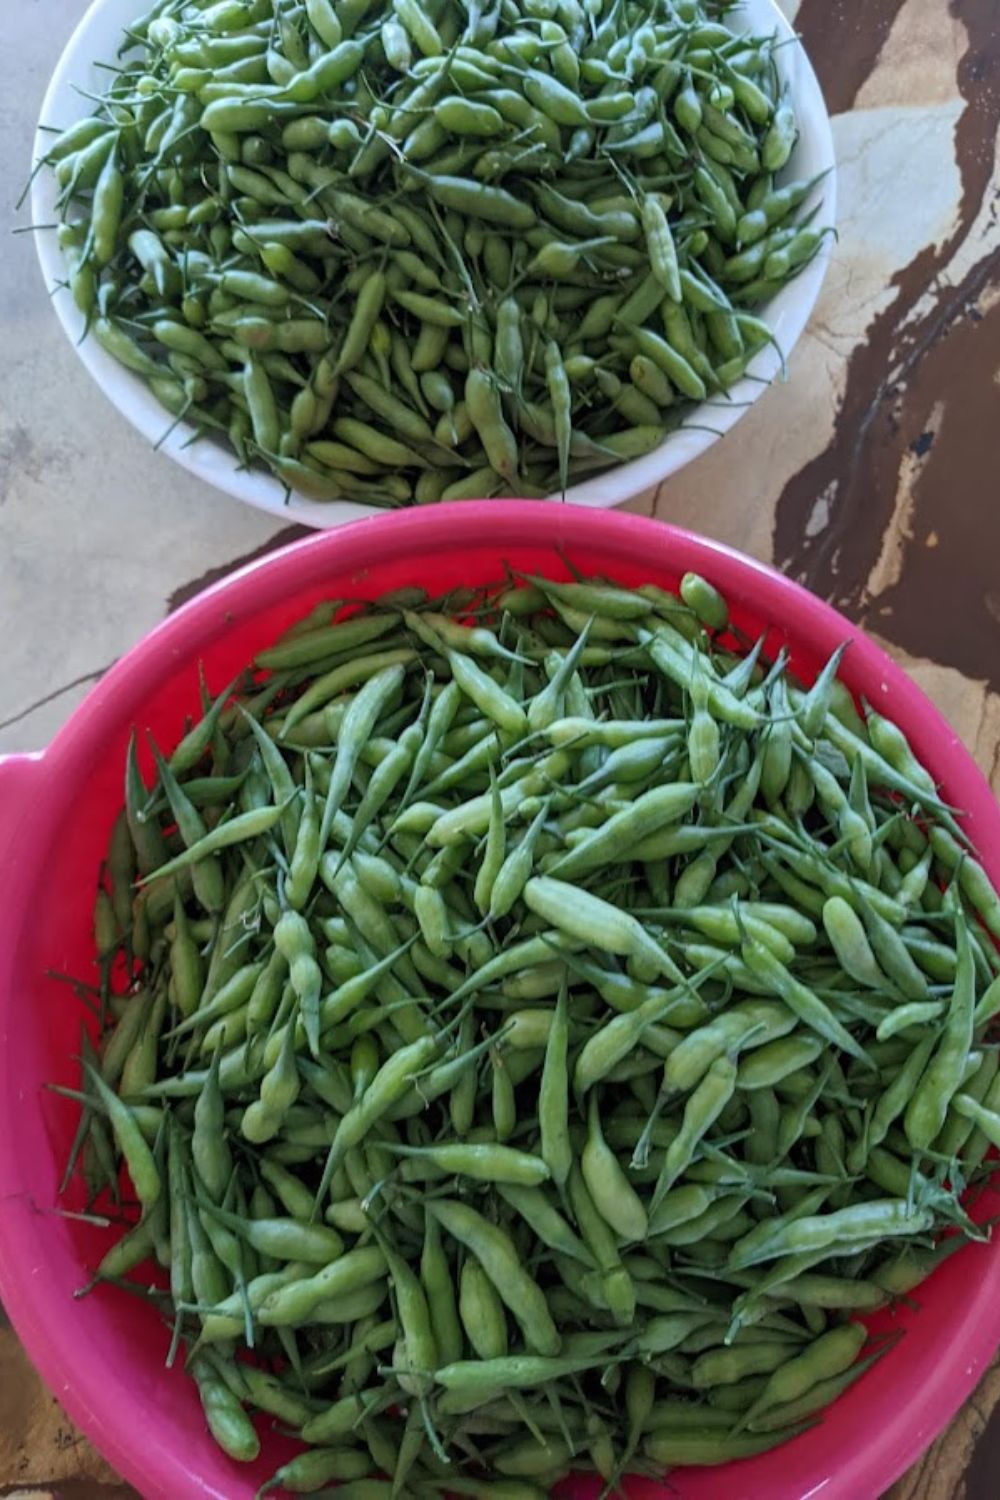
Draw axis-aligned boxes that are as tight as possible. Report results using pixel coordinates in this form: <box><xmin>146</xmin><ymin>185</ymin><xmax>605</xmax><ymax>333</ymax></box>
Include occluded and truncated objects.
<box><xmin>2</xmin><ymin>0</ymin><xmax>1000</xmax><ymax>1496</ymax></box>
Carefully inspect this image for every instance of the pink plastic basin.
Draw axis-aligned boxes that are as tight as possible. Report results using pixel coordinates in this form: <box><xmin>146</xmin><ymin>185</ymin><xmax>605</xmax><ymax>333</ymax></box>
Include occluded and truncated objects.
<box><xmin>1</xmin><ymin>502</ymin><xmax>998</xmax><ymax>1500</ymax></box>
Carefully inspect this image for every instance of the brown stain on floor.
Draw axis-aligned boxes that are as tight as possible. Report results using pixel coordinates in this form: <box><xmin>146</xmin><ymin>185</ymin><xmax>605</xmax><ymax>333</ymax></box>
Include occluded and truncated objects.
<box><xmin>774</xmin><ymin>0</ymin><xmax>1000</xmax><ymax>687</ymax></box>
<box><xmin>869</xmin><ymin>278</ymin><xmax>1000</xmax><ymax>682</ymax></box>
<box><xmin>794</xmin><ymin>0</ymin><xmax>910</xmax><ymax>113</ymax></box>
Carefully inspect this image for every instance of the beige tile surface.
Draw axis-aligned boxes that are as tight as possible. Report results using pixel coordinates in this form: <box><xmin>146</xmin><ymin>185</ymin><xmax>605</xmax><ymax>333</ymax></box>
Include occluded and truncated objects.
<box><xmin>2</xmin><ymin>0</ymin><xmax>1000</xmax><ymax>1496</ymax></box>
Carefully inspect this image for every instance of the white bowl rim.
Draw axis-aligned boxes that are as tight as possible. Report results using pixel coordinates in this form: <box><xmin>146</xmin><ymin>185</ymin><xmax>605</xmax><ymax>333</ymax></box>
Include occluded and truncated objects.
<box><xmin>30</xmin><ymin>0</ymin><xmax>837</xmax><ymax>528</ymax></box>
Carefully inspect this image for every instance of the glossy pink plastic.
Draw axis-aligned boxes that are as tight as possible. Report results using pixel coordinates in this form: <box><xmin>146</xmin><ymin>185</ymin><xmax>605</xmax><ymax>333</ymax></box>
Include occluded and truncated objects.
<box><xmin>1</xmin><ymin>504</ymin><xmax>998</xmax><ymax>1500</ymax></box>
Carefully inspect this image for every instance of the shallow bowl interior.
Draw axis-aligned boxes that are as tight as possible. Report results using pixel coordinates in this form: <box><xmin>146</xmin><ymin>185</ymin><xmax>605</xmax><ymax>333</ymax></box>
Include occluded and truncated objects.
<box><xmin>31</xmin><ymin>0</ymin><xmax>836</xmax><ymax>527</ymax></box>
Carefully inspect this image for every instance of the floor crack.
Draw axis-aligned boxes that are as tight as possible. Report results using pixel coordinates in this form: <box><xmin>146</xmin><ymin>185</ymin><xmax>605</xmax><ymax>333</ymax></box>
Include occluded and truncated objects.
<box><xmin>0</xmin><ymin>665</ymin><xmax>114</xmax><ymax>734</ymax></box>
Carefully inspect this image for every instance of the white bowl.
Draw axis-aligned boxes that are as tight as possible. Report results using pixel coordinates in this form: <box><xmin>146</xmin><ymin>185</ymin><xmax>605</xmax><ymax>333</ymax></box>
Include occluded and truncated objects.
<box><xmin>32</xmin><ymin>0</ymin><xmax>836</xmax><ymax>528</ymax></box>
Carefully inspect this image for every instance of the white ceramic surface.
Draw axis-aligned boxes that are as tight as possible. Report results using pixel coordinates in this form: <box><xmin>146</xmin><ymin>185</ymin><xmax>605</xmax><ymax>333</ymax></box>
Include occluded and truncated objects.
<box><xmin>31</xmin><ymin>0</ymin><xmax>837</xmax><ymax>528</ymax></box>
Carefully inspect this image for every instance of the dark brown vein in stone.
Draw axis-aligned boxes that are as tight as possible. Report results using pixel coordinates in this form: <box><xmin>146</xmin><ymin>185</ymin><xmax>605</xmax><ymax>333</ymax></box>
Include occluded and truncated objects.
<box><xmin>773</xmin><ymin>0</ymin><xmax>1000</xmax><ymax>687</ymax></box>
<box><xmin>795</xmin><ymin>0</ymin><xmax>908</xmax><ymax>114</ymax></box>
<box><xmin>868</xmin><ymin>252</ymin><xmax>1000</xmax><ymax>683</ymax></box>
<box><xmin>0</xmin><ymin>1488</ymin><xmax>137</xmax><ymax>1498</ymax></box>
<box><xmin>964</xmin><ymin>1363</ymin><xmax>1000</xmax><ymax>1500</ymax></box>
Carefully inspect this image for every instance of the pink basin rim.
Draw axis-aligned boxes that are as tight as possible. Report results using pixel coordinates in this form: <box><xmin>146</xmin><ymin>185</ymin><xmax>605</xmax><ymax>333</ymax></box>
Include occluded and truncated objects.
<box><xmin>0</xmin><ymin>502</ymin><xmax>997</xmax><ymax>1500</ymax></box>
